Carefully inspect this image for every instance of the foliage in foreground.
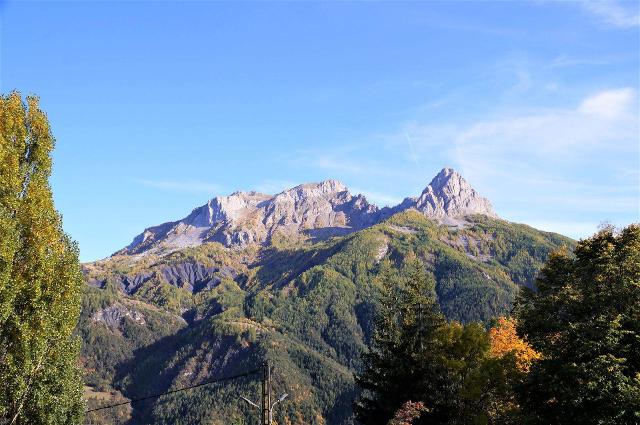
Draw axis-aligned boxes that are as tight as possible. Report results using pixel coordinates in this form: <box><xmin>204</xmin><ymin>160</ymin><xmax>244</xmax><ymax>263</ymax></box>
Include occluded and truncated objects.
<box><xmin>0</xmin><ymin>92</ymin><xmax>84</xmax><ymax>424</ymax></box>
<box><xmin>516</xmin><ymin>224</ymin><xmax>640</xmax><ymax>424</ymax></box>
<box><xmin>356</xmin><ymin>224</ymin><xmax>639</xmax><ymax>425</ymax></box>
<box><xmin>354</xmin><ymin>257</ymin><xmax>535</xmax><ymax>425</ymax></box>
<box><xmin>80</xmin><ymin>210</ymin><xmax>571</xmax><ymax>424</ymax></box>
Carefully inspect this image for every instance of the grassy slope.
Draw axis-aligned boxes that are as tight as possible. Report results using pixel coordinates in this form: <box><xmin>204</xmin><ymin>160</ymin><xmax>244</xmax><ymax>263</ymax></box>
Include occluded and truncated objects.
<box><xmin>80</xmin><ymin>212</ymin><xmax>574</xmax><ymax>424</ymax></box>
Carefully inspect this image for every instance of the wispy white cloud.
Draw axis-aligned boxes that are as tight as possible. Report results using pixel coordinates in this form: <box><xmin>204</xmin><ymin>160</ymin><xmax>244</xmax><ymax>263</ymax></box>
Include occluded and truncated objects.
<box><xmin>287</xmin><ymin>147</ymin><xmax>408</xmax><ymax>178</ymax></box>
<box><xmin>577</xmin><ymin>87</ymin><xmax>635</xmax><ymax>119</ymax></box>
<box><xmin>386</xmin><ymin>121</ymin><xmax>457</xmax><ymax>162</ymax></box>
<box><xmin>404</xmin><ymin>133</ymin><xmax>419</xmax><ymax>164</ymax></box>
<box><xmin>507</xmin><ymin>191</ymin><xmax>638</xmax><ymax>213</ymax></box>
<box><xmin>451</xmin><ymin>88</ymin><xmax>637</xmax><ymax>161</ymax></box>
<box><xmin>488</xmin><ymin>54</ymin><xmax>542</xmax><ymax>95</ymax></box>
<box><xmin>581</xmin><ymin>1</ymin><xmax>640</xmax><ymax>28</ymax></box>
<box><xmin>387</xmin><ymin>87</ymin><xmax>637</xmax><ymax>167</ymax></box>
<box><xmin>548</xmin><ymin>55</ymin><xmax>610</xmax><ymax>69</ymax></box>
<box><xmin>136</xmin><ymin>179</ymin><xmax>223</xmax><ymax>194</ymax></box>
<box><xmin>448</xmin><ymin>90</ymin><xmax>637</xmax><ymax>169</ymax></box>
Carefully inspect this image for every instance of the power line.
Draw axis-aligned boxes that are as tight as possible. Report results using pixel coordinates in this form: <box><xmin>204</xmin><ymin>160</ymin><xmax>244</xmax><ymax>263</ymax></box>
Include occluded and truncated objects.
<box><xmin>86</xmin><ymin>368</ymin><xmax>261</xmax><ymax>413</ymax></box>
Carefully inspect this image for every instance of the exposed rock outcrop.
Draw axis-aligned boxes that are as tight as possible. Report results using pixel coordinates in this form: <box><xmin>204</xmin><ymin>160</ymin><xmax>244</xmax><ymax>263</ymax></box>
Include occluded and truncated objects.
<box><xmin>395</xmin><ymin>167</ymin><xmax>496</xmax><ymax>221</ymax></box>
<box><xmin>117</xmin><ymin>180</ymin><xmax>384</xmax><ymax>255</ymax></box>
<box><xmin>91</xmin><ymin>303</ymin><xmax>146</xmax><ymax>328</ymax></box>
<box><xmin>115</xmin><ymin>168</ymin><xmax>497</xmax><ymax>256</ymax></box>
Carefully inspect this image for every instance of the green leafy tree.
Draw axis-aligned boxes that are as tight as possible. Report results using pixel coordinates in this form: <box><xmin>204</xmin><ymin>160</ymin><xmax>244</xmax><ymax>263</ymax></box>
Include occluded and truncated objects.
<box><xmin>0</xmin><ymin>92</ymin><xmax>84</xmax><ymax>424</ymax></box>
<box><xmin>461</xmin><ymin>317</ymin><xmax>539</xmax><ymax>425</ymax></box>
<box><xmin>515</xmin><ymin>224</ymin><xmax>640</xmax><ymax>424</ymax></box>
<box><xmin>354</xmin><ymin>256</ymin><xmax>491</xmax><ymax>425</ymax></box>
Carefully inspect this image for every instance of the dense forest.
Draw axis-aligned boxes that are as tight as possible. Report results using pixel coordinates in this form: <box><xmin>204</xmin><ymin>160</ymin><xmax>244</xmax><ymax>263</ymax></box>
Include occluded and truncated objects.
<box><xmin>80</xmin><ymin>210</ymin><xmax>575</xmax><ymax>424</ymax></box>
<box><xmin>355</xmin><ymin>224</ymin><xmax>640</xmax><ymax>424</ymax></box>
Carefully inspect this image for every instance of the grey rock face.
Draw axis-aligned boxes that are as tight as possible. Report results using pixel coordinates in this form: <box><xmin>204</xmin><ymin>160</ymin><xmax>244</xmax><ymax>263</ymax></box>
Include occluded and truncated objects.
<box><xmin>397</xmin><ymin>167</ymin><xmax>497</xmax><ymax>220</ymax></box>
<box><xmin>91</xmin><ymin>303</ymin><xmax>146</xmax><ymax>328</ymax></box>
<box><xmin>103</xmin><ymin>262</ymin><xmax>239</xmax><ymax>294</ymax></box>
<box><xmin>116</xmin><ymin>272</ymin><xmax>154</xmax><ymax>294</ymax></box>
<box><xmin>157</xmin><ymin>262</ymin><xmax>235</xmax><ymax>293</ymax></box>
<box><xmin>116</xmin><ymin>168</ymin><xmax>497</xmax><ymax>256</ymax></box>
<box><xmin>117</xmin><ymin>180</ymin><xmax>383</xmax><ymax>255</ymax></box>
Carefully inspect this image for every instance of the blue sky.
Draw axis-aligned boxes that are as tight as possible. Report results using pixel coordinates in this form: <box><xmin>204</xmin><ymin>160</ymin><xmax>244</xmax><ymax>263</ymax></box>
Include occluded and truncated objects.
<box><xmin>1</xmin><ymin>1</ymin><xmax>638</xmax><ymax>261</ymax></box>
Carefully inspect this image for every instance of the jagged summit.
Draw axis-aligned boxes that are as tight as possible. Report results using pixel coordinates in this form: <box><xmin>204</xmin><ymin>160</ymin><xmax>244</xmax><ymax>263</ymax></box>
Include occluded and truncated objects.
<box><xmin>291</xmin><ymin>179</ymin><xmax>347</xmax><ymax>194</ymax></box>
<box><xmin>414</xmin><ymin>167</ymin><xmax>496</xmax><ymax>219</ymax></box>
<box><xmin>117</xmin><ymin>179</ymin><xmax>381</xmax><ymax>256</ymax></box>
<box><xmin>116</xmin><ymin>170</ymin><xmax>498</xmax><ymax>256</ymax></box>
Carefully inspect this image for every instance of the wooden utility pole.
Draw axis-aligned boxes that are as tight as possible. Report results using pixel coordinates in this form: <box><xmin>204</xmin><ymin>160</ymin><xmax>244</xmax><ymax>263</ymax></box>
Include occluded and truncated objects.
<box><xmin>261</xmin><ymin>361</ymin><xmax>271</xmax><ymax>425</ymax></box>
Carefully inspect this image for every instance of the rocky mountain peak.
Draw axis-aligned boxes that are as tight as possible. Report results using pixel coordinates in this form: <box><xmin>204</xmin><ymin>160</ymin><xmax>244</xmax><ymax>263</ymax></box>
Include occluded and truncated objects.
<box><xmin>412</xmin><ymin>167</ymin><xmax>497</xmax><ymax>219</ymax></box>
<box><xmin>116</xmin><ymin>169</ymin><xmax>498</xmax><ymax>257</ymax></box>
<box><xmin>428</xmin><ymin>167</ymin><xmax>460</xmax><ymax>190</ymax></box>
<box><xmin>298</xmin><ymin>179</ymin><xmax>347</xmax><ymax>194</ymax></box>
<box><xmin>276</xmin><ymin>179</ymin><xmax>348</xmax><ymax>202</ymax></box>
<box><xmin>117</xmin><ymin>179</ymin><xmax>381</xmax><ymax>256</ymax></box>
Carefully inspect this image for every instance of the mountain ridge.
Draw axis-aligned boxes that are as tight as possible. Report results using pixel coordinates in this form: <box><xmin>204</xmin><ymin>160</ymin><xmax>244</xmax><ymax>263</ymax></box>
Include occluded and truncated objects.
<box><xmin>82</xmin><ymin>209</ymin><xmax>574</xmax><ymax>424</ymax></box>
<box><xmin>81</xmin><ymin>169</ymin><xmax>576</xmax><ymax>425</ymax></box>
<box><xmin>117</xmin><ymin>167</ymin><xmax>497</xmax><ymax>257</ymax></box>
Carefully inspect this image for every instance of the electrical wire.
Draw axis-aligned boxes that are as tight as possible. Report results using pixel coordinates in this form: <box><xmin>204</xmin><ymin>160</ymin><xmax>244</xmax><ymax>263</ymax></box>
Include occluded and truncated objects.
<box><xmin>86</xmin><ymin>368</ymin><xmax>260</xmax><ymax>413</ymax></box>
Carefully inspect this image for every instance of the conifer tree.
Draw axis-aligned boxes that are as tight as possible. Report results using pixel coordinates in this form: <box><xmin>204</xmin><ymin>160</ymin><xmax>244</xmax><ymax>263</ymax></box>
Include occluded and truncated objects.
<box><xmin>354</xmin><ymin>255</ymin><xmax>450</xmax><ymax>424</ymax></box>
<box><xmin>0</xmin><ymin>92</ymin><xmax>84</xmax><ymax>424</ymax></box>
<box><xmin>515</xmin><ymin>224</ymin><xmax>640</xmax><ymax>424</ymax></box>
<box><xmin>354</xmin><ymin>259</ymin><xmax>406</xmax><ymax>424</ymax></box>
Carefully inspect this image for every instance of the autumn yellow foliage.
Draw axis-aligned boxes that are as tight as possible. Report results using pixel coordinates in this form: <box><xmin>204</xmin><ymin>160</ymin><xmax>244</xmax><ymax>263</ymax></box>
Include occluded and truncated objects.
<box><xmin>488</xmin><ymin>317</ymin><xmax>541</xmax><ymax>371</ymax></box>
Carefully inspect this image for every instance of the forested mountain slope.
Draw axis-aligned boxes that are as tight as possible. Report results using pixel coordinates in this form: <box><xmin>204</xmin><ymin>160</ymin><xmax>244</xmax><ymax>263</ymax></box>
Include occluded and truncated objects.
<box><xmin>81</xmin><ymin>207</ymin><xmax>573</xmax><ymax>424</ymax></box>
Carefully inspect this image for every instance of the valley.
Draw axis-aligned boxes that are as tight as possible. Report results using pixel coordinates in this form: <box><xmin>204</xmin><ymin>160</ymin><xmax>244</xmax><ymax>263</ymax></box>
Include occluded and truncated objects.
<box><xmin>80</xmin><ymin>169</ymin><xmax>573</xmax><ymax>424</ymax></box>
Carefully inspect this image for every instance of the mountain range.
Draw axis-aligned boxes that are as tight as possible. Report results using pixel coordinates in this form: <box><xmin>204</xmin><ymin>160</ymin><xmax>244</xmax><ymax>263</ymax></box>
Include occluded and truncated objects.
<box><xmin>117</xmin><ymin>167</ymin><xmax>497</xmax><ymax>256</ymax></box>
<box><xmin>80</xmin><ymin>168</ymin><xmax>573</xmax><ymax>425</ymax></box>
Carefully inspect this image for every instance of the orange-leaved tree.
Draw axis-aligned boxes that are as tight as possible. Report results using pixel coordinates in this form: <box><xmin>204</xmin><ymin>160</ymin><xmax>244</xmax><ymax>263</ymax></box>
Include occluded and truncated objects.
<box><xmin>488</xmin><ymin>317</ymin><xmax>540</xmax><ymax>372</ymax></box>
<box><xmin>460</xmin><ymin>317</ymin><xmax>540</xmax><ymax>424</ymax></box>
